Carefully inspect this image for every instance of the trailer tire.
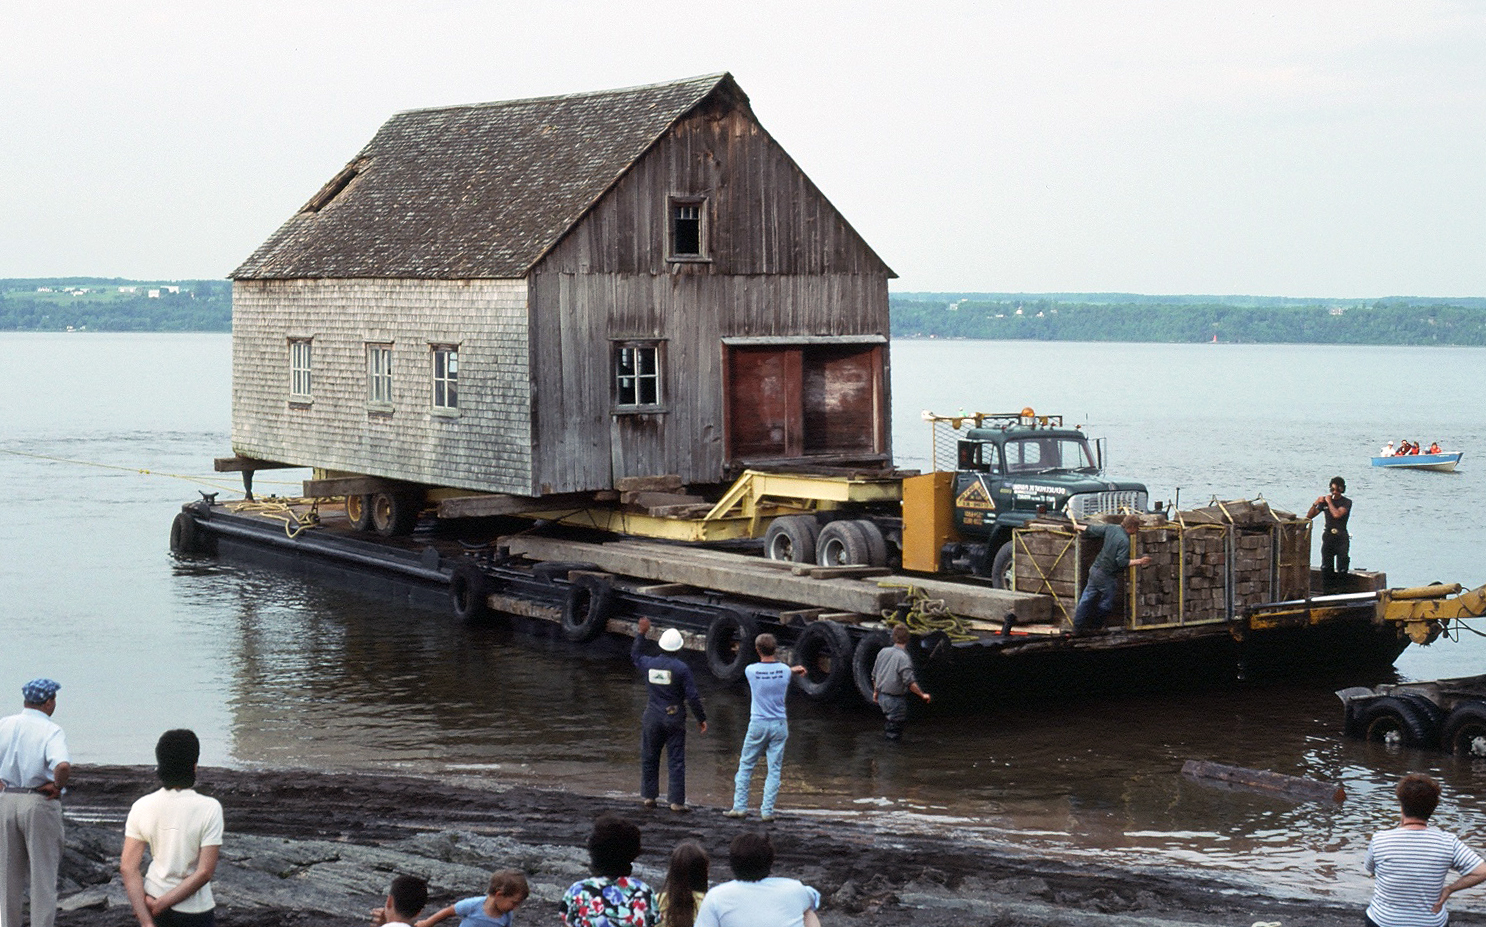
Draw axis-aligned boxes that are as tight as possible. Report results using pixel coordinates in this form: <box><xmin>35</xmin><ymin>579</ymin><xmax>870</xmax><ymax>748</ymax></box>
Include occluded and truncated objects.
<box><xmin>852</xmin><ymin>520</ymin><xmax>889</xmax><ymax>568</ymax></box>
<box><xmin>763</xmin><ymin>516</ymin><xmax>819</xmax><ymax>564</ymax></box>
<box><xmin>561</xmin><ymin>577</ymin><xmax>612</xmax><ymax>643</ymax></box>
<box><xmin>372</xmin><ymin>490</ymin><xmax>421</xmax><ymax>537</ymax></box>
<box><xmin>1442</xmin><ymin>702</ymin><xmax>1486</xmax><ymax>757</ymax></box>
<box><xmin>345</xmin><ymin>494</ymin><xmax>375</xmax><ymax>532</ymax></box>
<box><xmin>990</xmin><ymin>542</ymin><xmax>1015</xmax><ymax>590</ymax></box>
<box><xmin>531</xmin><ymin>561</ymin><xmax>602</xmax><ymax>584</ymax></box>
<box><xmin>169</xmin><ymin>512</ymin><xmax>209</xmax><ymax>555</ymax></box>
<box><xmin>1398</xmin><ymin>693</ymin><xmax>1446</xmax><ymax>747</ymax></box>
<box><xmin>852</xmin><ymin>630</ymin><xmax>892</xmax><ymax>705</ymax></box>
<box><xmin>705</xmin><ymin>610</ymin><xmax>760</xmax><ymax>682</ymax></box>
<box><xmin>1359</xmin><ymin>696</ymin><xmax>1432</xmax><ymax>749</ymax></box>
<box><xmin>449</xmin><ymin>561</ymin><xmax>491</xmax><ymax>621</ymax></box>
<box><xmin>816</xmin><ymin>521</ymin><xmax>872</xmax><ymax>567</ymax></box>
<box><xmin>792</xmin><ymin>620</ymin><xmax>854</xmax><ymax>702</ymax></box>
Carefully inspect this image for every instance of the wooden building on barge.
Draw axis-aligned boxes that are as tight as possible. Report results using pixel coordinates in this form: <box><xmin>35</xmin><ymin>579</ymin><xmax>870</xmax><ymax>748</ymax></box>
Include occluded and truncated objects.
<box><xmin>229</xmin><ymin>73</ymin><xmax>895</xmax><ymax>504</ymax></box>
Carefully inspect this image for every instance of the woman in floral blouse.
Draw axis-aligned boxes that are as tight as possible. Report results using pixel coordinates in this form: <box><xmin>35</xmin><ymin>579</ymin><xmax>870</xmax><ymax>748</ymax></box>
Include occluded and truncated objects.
<box><xmin>562</xmin><ymin>814</ymin><xmax>656</xmax><ymax>927</ymax></box>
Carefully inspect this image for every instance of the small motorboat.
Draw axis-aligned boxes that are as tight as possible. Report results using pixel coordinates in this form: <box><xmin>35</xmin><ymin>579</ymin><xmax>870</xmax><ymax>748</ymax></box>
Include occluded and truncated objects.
<box><xmin>1371</xmin><ymin>452</ymin><xmax>1463</xmax><ymax>472</ymax></box>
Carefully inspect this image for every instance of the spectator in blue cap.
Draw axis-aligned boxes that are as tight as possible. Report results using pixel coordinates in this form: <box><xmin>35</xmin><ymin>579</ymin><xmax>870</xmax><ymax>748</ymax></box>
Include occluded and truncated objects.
<box><xmin>1</xmin><ymin>678</ymin><xmax>71</xmax><ymax>927</ymax></box>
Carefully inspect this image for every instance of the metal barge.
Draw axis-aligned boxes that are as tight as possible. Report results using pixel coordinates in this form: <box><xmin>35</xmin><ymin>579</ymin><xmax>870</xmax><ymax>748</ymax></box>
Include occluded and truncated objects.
<box><xmin>169</xmin><ymin>495</ymin><xmax>1474</xmax><ymax>707</ymax></box>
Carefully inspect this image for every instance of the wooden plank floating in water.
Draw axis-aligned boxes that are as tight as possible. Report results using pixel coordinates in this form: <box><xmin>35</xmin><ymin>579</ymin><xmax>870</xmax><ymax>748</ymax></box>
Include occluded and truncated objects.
<box><xmin>1181</xmin><ymin>759</ymin><xmax>1346</xmax><ymax>804</ymax></box>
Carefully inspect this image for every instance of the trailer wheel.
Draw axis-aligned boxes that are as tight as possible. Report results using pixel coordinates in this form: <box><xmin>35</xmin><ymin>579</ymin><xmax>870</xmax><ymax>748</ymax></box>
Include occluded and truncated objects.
<box><xmin>1359</xmin><ymin>696</ymin><xmax>1432</xmax><ymax>749</ymax></box>
<box><xmin>561</xmin><ymin>577</ymin><xmax>612</xmax><ymax>643</ymax></box>
<box><xmin>990</xmin><ymin>542</ymin><xmax>1015</xmax><ymax>590</ymax></box>
<box><xmin>1442</xmin><ymin>702</ymin><xmax>1486</xmax><ymax>757</ymax></box>
<box><xmin>792</xmin><ymin>620</ymin><xmax>854</xmax><ymax>701</ymax></box>
<box><xmin>449</xmin><ymin>560</ymin><xmax>491</xmax><ymax>621</ymax></box>
<box><xmin>1398</xmin><ymin>693</ymin><xmax>1446</xmax><ymax>748</ymax></box>
<box><xmin>169</xmin><ymin>512</ymin><xmax>210</xmax><ymax>555</ymax></box>
<box><xmin>816</xmin><ymin>521</ymin><xmax>872</xmax><ymax>567</ymax></box>
<box><xmin>763</xmin><ymin>516</ymin><xmax>819</xmax><ymax>564</ymax></box>
<box><xmin>372</xmin><ymin>490</ymin><xmax>421</xmax><ymax>537</ymax></box>
<box><xmin>852</xmin><ymin>520</ymin><xmax>889</xmax><ymax>568</ymax></box>
<box><xmin>851</xmin><ymin>630</ymin><xmax>892</xmax><ymax>705</ymax></box>
<box><xmin>345</xmin><ymin>494</ymin><xmax>375</xmax><ymax>532</ymax></box>
<box><xmin>530</xmin><ymin>561</ymin><xmax>602</xmax><ymax>583</ymax></box>
<box><xmin>705</xmin><ymin>610</ymin><xmax>760</xmax><ymax>682</ymax></box>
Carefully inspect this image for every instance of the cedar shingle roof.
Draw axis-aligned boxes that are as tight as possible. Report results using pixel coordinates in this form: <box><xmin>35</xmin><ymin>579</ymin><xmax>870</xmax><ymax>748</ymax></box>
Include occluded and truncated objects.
<box><xmin>232</xmin><ymin>74</ymin><xmax>745</xmax><ymax>280</ymax></box>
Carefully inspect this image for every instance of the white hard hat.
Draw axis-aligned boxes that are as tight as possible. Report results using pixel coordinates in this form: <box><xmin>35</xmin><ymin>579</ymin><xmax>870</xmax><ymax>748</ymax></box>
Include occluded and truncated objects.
<box><xmin>659</xmin><ymin>628</ymin><xmax>684</xmax><ymax>652</ymax></box>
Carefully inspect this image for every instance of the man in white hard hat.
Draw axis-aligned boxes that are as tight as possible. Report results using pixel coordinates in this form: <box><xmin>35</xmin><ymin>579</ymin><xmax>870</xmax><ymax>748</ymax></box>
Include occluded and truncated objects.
<box><xmin>632</xmin><ymin>617</ymin><xmax>707</xmax><ymax>812</ymax></box>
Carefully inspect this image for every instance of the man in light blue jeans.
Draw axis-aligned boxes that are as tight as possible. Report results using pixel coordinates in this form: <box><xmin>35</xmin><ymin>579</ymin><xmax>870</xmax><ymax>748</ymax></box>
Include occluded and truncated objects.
<box><xmin>725</xmin><ymin>634</ymin><xmax>806</xmax><ymax>821</ymax></box>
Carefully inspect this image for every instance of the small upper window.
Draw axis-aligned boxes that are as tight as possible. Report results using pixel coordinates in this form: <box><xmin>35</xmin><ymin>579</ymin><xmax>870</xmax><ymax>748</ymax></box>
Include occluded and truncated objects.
<box><xmin>432</xmin><ymin>345</ymin><xmax>458</xmax><ymax>410</ymax></box>
<box><xmin>367</xmin><ymin>343</ymin><xmax>393</xmax><ymax>403</ymax></box>
<box><xmin>289</xmin><ymin>339</ymin><xmax>312</xmax><ymax>399</ymax></box>
<box><xmin>669</xmin><ymin>197</ymin><xmax>706</xmax><ymax>259</ymax></box>
<box><xmin>614</xmin><ymin>342</ymin><xmax>662</xmax><ymax>410</ymax></box>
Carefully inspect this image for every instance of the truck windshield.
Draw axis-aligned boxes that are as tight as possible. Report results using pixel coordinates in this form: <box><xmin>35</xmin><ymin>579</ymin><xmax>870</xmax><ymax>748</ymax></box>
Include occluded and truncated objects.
<box><xmin>1004</xmin><ymin>437</ymin><xmax>1096</xmax><ymax>474</ymax></box>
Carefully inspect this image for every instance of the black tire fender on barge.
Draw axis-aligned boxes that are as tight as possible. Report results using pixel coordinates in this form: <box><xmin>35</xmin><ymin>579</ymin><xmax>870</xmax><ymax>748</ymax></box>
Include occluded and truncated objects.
<box><xmin>1359</xmin><ymin>696</ymin><xmax>1433</xmax><ymax>748</ymax></box>
<box><xmin>1442</xmin><ymin>701</ymin><xmax>1486</xmax><ymax>757</ymax></box>
<box><xmin>169</xmin><ymin>512</ymin><xmax>211</xmax><ymax>556</ymax></box>
<box><xmin>449</xmin><ymin>560</ymin><xmax>491</xmax><ymax>621</ymax></box>
<box><xmin>561</xmin><ymin>577</ymin><xmax>613</xmax><ymax>643</ymax></box>
<box><xmin>704</xmin><ymin>609</ymin><xmax>760</xmax><ymax>682</ymax></box>
<box><xmin>792</xmin><ymin>619</ymin><xmax>855</xmax><ymax>702</ymax></box>
<box><xmin>851</xmin><ymin>630</ymin><xmax>893</xmax><ymax>705</ymax></box>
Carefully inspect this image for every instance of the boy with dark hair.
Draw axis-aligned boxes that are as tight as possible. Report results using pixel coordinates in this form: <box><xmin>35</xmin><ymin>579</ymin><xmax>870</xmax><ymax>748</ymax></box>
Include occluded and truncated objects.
<box><xmin>120</xmin><ymin>730</ymin><xmax>224</xmax><ymax>927</ymax></box>
<box><xmin>416</xmin><ymin>869</ymin><xmax>529</xmax><ymax>927</ymax></box>
<box><xmin>694</xmin><ymin>832</ymin><xmax>820</xmax><ymax>927</ymax></box>
<box><xmin>1365</xmin><ymin>773</ymin><xmax>1486</xmax><ymax>927</ymax></box>
<box><xmin>373</xmin><ymin>875</ymin><xmax>430</xmax><ymax>927</ymax></box>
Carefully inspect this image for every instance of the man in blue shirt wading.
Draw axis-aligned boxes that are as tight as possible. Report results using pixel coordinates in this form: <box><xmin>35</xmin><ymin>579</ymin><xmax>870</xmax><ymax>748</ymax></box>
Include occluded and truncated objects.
<box><xmin>633</xmin><ymin>617</ymin><xmax>707</xmax><ymax>812</ymax></box>
<box><xmin>725</xmin><ymin>634</ymin><xmax>806</xmax><ymax>822</ymax></box>
<box><xmin>1072</xmin><ymin>514</ymin><xmax>1152</xmax><ymax>635</ymax></box>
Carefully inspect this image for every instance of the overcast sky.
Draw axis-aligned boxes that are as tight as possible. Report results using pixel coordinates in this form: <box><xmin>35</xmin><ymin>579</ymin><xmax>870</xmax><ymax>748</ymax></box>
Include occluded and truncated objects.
<box><xmin>3</xmin><ymin>1</ymin><xmax>1483</xmax><ymax>297</ymax></box>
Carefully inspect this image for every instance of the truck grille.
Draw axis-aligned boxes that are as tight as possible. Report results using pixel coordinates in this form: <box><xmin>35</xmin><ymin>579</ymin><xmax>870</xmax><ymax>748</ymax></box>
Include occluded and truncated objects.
<box><xmin>1066</xmin><ymin>491</ymin><xmax>1147</xmax><ymax>519</ymax></box>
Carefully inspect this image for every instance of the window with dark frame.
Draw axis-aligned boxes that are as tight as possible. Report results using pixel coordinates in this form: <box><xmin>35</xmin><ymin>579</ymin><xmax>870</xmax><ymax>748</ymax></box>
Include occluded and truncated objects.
<box><xmin>669</xmin><ymin>198</ymin><xmax>704</xmax><ymax>258</ymax></box>
<box><xmin>614</xmin><ymin>342</ymin><xmax>662</xmax><ymax>410</ymax></box>
<box><xmin>289</xmin><ymin>339</ymin><xmax>312</xmax><ymax>399</ymax></box>
<box><xmin>431</xmin><ymin>345</ymin><xmax>458</xmax><ymax>410</ymax></box>
<box><xmin>367</xmin><ymin>343</ymin><xmax>393</xmax><ymax>403</ymax></box>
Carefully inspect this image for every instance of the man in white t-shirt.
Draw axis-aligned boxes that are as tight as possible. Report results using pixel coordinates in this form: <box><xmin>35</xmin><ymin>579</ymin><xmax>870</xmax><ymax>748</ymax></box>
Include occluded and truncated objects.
<box><xmin>696</xmin><ymin>831</ymin><xmax>821</xmax><ymax>927</ymax></box>
<box><xmin>725</xmin><ymin>633</ymin><xmax>806</xmax><ymax>821</ymax></box>
<box><xmin>120</xmin><ymin>730</ymin><xmax>224</xmax><ymax>927</ymax></box>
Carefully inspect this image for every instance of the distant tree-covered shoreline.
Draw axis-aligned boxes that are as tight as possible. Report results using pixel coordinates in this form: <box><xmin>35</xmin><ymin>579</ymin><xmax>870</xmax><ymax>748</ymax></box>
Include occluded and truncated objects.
<box><xmin>0</xmin><ymin>278</ymin><xmax>230</xmax><ymax>332</ymax></box>
<box><xmin>891</xmin><ymin>293</ymin><xmax>1486</xmax><ymax>346</ymax></box>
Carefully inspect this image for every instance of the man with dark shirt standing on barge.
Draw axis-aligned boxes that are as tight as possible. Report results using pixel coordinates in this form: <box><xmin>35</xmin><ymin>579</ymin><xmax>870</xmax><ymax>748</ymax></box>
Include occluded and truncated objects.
<box><xmin>1308</xmin><ymin>476</ymin><xmax>1352</xmax><ymax>593</ymax></box>
<box><xmin>633</xmin><ymin>617</ymin><xmax>706</xmax><ymax>813</ymax></box>
<box><xmin>1071</xmin><ymin>514</ymin><xmax>1152</xmax><ymax>635</ymax></box>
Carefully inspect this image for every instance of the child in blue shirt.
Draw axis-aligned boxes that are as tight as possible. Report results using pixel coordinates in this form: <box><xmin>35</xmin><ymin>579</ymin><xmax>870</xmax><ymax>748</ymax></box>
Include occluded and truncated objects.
<box><xmin>417</xmin><ymin>870</ymin><xmax>529</xmax><ymax>927</ymax></box>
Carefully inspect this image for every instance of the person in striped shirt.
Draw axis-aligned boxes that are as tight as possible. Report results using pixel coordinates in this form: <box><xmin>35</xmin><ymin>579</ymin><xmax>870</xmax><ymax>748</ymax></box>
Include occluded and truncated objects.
<box><xmin>1365</xmin><ymin>773</ymin><xmax>1486</xmax><ymax>927</ymax></box>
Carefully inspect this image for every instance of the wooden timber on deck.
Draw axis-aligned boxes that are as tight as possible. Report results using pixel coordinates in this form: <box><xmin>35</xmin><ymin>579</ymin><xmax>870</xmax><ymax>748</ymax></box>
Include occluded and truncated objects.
<box><xmin>502</xmin><ymin>535</ymin><xmax>1051</xmax><ymax>624</ymax></box>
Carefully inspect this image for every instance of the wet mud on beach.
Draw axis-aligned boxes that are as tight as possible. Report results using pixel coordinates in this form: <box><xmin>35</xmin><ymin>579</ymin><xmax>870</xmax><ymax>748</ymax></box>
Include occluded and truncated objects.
<box><xmin>52</xmin><ymin>765</ymin><xmax>1457</xmax><ymax>927</ymax></box>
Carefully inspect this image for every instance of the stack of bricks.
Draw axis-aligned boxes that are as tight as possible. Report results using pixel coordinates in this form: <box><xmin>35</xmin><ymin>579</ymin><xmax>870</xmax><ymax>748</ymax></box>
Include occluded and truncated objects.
<box><xmin>1129</xmin><ymin>516</ymin><xmax>1228</xmax><ymax>627</ymax></box>
<box><xmin>1010</xmin><ymin>519</ymin><xmax>1098</xmax><ymax>624</ymax></box>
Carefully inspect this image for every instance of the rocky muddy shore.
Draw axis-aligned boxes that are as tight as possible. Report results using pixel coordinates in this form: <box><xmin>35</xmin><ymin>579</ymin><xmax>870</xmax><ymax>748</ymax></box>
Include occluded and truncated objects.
<box><xmin>46</xmin><ymin>765</ymin><xmax>1444</xmax><ymax>927</ymax></box>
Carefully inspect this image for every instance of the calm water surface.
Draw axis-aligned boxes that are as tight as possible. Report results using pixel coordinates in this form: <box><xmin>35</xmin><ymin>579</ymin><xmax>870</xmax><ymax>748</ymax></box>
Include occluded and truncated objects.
<box><xmin>4</xmin><ymin>333</ymin><xmax>1486</xmax><ymax>906</ymax></box>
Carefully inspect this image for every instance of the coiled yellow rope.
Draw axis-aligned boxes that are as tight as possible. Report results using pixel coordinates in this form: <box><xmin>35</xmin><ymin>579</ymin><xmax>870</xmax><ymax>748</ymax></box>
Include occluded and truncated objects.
<box><xmin>876</xmin><ymin>582</ymin><xmax>978</xmax><ymax>641</ymax></box>
<box><xmin>226</xmin><ymin>497</ymin><xmax>323</xmax><ymax>538</ymax></box>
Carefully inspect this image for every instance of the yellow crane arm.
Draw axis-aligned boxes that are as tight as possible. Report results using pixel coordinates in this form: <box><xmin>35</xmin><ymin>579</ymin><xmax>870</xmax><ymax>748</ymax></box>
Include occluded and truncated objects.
<box><xmin>1377</xmin><ymin>583</ymin><xmax>1486</xmax><ymax>644</ymax></box>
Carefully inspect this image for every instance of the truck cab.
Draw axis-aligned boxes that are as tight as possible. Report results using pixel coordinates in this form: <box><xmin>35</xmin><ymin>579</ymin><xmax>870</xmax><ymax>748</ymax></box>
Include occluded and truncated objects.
<box><xmin>947</xmin><ymin>413</ymin><xmax>1149</xmax><ymax>586</ymax></box>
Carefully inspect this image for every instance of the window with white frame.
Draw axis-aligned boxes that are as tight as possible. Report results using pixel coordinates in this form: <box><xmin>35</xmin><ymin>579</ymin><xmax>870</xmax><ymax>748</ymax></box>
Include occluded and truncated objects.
<box><xmin>431</xmin><ymin>345</ymin><xmax>458</xmax><ymax>410</ymax></box>
<box><xmin>367</xmin><ymin>343</ymin><xmax>393</xmax><ymax>403</ymax></box>
<box><xmin>289</xmin><ymin>339</ymin><xmax>312</xmax><ymax>399</ymax></box>
<box><xmin>614</xmin><ymin>341</ymin><xmax>662</xmax><ymax>410</ymax></box>
<box><xmin>669</xmin><ymin>197</ymin><xmax>706</xmax><ymax>259</ymax></box>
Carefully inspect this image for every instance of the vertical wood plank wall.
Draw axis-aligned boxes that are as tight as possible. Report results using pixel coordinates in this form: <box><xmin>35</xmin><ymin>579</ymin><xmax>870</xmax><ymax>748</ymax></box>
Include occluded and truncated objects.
<box><xmin>530</xmin><ymin>101</ymin><xmax>893</xmax><ymax>492</ymax></box>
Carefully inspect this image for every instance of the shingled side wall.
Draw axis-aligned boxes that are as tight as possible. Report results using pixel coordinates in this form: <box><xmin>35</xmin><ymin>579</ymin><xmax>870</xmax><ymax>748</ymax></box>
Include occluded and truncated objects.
<box><xmin>230</xmin><ymin>278</ymin><xmax>533</xmax><ymax>495</ymax></box>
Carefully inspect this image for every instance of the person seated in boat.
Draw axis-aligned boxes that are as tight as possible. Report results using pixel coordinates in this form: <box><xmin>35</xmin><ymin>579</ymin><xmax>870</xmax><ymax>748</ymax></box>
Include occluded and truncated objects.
<box><xmin>1380</xmin><ymin>441</ymin><xmax>1394</xmax><ymax>457</ymax></box>
<box><xmin>1428</xmin><ymin>442</ymin><xmax>1442</xmax><ymax>454</ymax></box>
<box><xmin>1409</xmin><ymin>442</ymin><xmax>1422</xmax><ymax>455</ymax></box>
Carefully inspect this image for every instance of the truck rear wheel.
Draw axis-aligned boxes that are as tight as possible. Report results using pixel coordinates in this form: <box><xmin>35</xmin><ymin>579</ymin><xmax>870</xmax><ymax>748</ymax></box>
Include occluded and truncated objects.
<box><xmin>1442</xmin><ymin>702</ymin><xmax>1486</xmax><ymax>757</ymax></box>
<box><xmin>792</xmin><ymin>620</ymin><xmax>854</xmax><ymax>702</ymax></box>
<box><xmin>763</xmin><ymin>516</ymin><xmax>819</xmax><ymax>564</ymax></box>
<box><xmin>853</xmin><ymin>520</ymin><xmax>889</xmax><ymax>568</ymax></box>
<box><xmin>816</xmin><ymin>521</ymin><xmax>871</xmax><ymax>567</ymax></box>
